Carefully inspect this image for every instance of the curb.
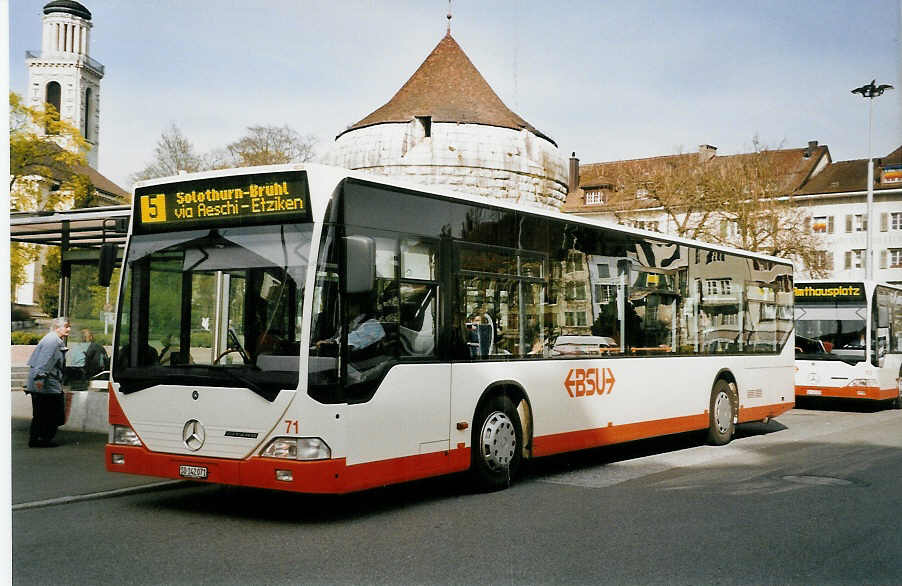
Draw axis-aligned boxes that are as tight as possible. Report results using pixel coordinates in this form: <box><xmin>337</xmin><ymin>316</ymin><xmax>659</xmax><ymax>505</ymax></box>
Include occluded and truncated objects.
<box><xmin>12</xmin><ymin>389</ymin><xmax>110</xmax><ymax>434</ymax></box>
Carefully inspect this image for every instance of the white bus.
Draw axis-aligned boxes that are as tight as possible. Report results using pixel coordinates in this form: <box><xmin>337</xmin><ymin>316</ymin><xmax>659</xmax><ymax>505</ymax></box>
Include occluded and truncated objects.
<box><xmin>106</xmin><ymin>165</ymin><xmax>795</xmax><ymax>493</ymax></box>
<box><xmin>794</xmin><ymin>280</ymin><xmax>902</xmax><ymax>407</ymax></box>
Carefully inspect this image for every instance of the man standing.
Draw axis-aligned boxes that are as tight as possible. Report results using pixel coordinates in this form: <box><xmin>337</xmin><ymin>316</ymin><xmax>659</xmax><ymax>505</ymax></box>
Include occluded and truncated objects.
<box><xmin>25</xmin><ymin>317</ymin><xmax>71</xmax><ymax>447</ymax></box>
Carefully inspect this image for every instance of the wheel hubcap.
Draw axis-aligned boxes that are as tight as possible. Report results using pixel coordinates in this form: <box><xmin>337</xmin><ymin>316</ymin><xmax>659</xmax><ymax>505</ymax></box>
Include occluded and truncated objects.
<box><xmin>480</xmin><ymin>411</ymin><xmax>517</xmax><ymax>472</ymax></box>
<box><xmin>713</xmin><ymin>391</ymin><xmax>731</xmax><ymax>434</ymax></box>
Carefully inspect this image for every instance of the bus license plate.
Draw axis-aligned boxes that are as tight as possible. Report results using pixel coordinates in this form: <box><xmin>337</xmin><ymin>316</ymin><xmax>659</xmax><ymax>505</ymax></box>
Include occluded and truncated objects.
<box><xmin>179</xmin><ymin>465</ymin><xmax>208</xmax><ymax>479</ymax></box>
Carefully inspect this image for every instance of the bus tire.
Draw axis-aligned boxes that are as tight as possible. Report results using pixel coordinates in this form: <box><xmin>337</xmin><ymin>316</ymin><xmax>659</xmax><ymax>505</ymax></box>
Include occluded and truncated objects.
<box><xmin>471</xmin><ymin>395</ymin><xmax>522</xmax><ymax>491</ymax></box>
<box><xmin>707</xmin><ymin>379</ymin><xmax>735</xmax><ymax>446</ymax></box>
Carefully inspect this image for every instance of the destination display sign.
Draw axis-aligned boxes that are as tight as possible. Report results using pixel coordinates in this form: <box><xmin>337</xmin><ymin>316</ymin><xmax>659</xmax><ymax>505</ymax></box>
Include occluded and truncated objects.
<box><xmin>794</xmin><ymin>282</ymin><xmax>866</xmax><ymax>302</ymax></box>
<box><xmin>133</xmin><ymin>171</ymin><xmax>310</xmax><ymax>233</ymax></box>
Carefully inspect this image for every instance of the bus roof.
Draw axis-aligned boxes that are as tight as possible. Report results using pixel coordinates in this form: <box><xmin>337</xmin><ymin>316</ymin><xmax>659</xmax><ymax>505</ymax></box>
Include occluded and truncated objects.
<box><xmin>133</xmin><ymin>163</ymin><xmax>795</xmax><ymax>268</ymax></box>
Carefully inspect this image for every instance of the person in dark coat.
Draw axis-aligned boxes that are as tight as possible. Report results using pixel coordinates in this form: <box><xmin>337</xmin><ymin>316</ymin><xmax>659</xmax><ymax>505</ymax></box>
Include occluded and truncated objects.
<box><xmin>81</xmin><ymin>329</ymin><xmax>109</xmax><ymax>378</ymax></box>
<box><xmin>26</xmin><ymin>316</ymin><xmax>71</xmax><ymax>447</ymax></box>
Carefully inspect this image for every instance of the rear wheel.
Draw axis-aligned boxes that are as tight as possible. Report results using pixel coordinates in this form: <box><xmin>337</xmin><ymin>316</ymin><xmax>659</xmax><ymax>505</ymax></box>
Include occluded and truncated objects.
<box><xmin>707</xmin><ymin>379</ymin><xmax>735</xmax><ymax>445</ymax></box>
<box><xmin>471</xmin><ymin>395</ymin><xmax>522</xmax><ymax>491</ymax></box>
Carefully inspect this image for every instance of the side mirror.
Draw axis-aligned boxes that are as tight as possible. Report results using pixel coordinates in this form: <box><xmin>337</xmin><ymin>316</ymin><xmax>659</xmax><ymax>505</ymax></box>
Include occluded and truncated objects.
<box><xmin>344</xmin><ymin>236</ymin><xmax>375</xmax><ymax>294</ymax></box>
<box><xmin>98</xmin><ymin>244</ymin><xmax>117</xmax><ymax>287</ymax></box>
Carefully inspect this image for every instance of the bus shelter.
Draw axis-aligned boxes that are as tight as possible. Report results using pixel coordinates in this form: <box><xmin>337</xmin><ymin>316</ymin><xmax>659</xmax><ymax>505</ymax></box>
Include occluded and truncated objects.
<box><xmin>11</xmin><ymin>205</ymin><xmax>130</xmax><ymax>387</ymax></box>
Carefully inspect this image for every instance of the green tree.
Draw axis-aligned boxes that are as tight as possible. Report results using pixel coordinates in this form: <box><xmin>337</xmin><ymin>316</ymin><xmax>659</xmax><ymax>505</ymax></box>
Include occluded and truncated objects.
<box><xmin>10</xmin><ymin>244</ymin><xmax>40</xmax><ymax>296</ymax></box>
<box><xmin>9</xmin><ymin>92</ymin><xmax>92</xmax><ymax>210</ymax></box>
<box><xmin>36</xmin><ymin>248</ymin><xmax>61</xmax><ymax>317</ymax></box>
<box><xmin>10</xmin><ymin>92</ymin><xmax>95</xmax><ymax>294</ymax></box>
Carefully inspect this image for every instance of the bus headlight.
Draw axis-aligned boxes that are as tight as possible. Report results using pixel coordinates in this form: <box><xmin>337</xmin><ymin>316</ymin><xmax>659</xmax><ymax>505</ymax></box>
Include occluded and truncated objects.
<box><xmin>847</xmin><ymin>378</ymin><xmax>877</xmax><ymax>387</ymax></box>
<box><xmin>110</xmin><ymin>424</ymin><xmax>142</xmax><ymax>446</ymax></box>
<box><xmin>260</xmin><ymin>437</ymin><xmax>331</xmax><ymax>461</ymax></box>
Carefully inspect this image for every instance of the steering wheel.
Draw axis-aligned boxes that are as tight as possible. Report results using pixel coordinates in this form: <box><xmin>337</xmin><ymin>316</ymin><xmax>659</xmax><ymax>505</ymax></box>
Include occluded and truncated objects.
<box><xmin>214</xmin><ymin>349</ymin><xmax>246</xmax><ymax>365</ymax></box>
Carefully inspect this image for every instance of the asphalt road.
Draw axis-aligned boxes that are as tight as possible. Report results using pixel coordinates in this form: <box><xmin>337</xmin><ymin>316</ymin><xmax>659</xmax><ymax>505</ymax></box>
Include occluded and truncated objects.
<box><xmin>12</xmin><ymin>402</ymin><xmax>902</xmax><ymax>585</ymax></box>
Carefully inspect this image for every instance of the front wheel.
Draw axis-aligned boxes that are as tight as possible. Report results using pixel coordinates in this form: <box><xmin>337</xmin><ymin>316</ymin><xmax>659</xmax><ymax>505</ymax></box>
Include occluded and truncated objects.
<box><xmin>707</xmin><ymin>379</ymin><xmax>735</xmax><ymax>445</ymax></box>
<box><xmin>471</xmin><ymin>395</ymin><xmax>523</xmax><ymax>491</ymax></box>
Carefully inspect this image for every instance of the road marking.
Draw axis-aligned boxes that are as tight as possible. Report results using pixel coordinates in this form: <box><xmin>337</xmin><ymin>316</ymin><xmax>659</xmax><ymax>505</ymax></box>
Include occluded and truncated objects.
<box><xmin>12</xmin><ymin>480</ymin><xmax>186</xmax><ymax>511</ymax></box>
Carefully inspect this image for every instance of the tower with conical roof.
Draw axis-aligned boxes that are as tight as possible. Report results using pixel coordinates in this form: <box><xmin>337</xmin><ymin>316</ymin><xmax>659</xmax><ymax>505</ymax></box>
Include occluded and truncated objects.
<box><xmin>324</xmin><ymin>32</ymin><xmax>567</xmax><ymax>211</ymax></box>
<box><xmin>26</xmin><ymin>0</ymin><xmax>104</xmax><ymax>168</ymax></box>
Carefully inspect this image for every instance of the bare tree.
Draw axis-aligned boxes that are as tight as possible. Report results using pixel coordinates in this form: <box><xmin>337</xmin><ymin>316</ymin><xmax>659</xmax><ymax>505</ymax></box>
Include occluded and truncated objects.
<box><xmin>131</xmin><ymin>124</ymin><xmax>317</xmax><ymax>180</ymax></box>
<box><xmin>602</xmin><ymin>140</ymin><xmax>827</xmax><ymax>276</ymax></box>
<box><xmin>703</xmin><ymin>144</ymin><xmax>826</xmax><ymax>275</ymax></box>
<box><xmin>131</xmin><ymin>123</ymin><xmax>204</xmax><ymax>182</ymax></box>
<box><xmin>226</xmin><ymin>125</ymin><xmax>317</xmax><ymax>167</ymax></box>
<box><xmin>604</xmin><ymin>154</ymin><xmax>718</xmax><ymax>240</ymax></box>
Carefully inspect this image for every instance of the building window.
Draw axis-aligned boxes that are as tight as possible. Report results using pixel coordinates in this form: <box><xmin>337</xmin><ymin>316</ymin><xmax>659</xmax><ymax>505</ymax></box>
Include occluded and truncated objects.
<box><xmin>83</xmin><ymin>87</ymin><xmax>92</xmax><ymax>141</ymax></box>
<box><xmin>889</xmin><ymin>249</ymin><xmax>902</xmax><ymax>269</ymax></box>
<box><xmin>846</xmin><ymin>214</ymin><xmax>868</xmax><ymax>232</ymax></box>
<box><xmin>596</xmin><ymin>263</ymin><xmax>610</xmax><ymax>278</ymax></box>
<box><xmin>566</xmin><ymin>282</ymin><xmax>586</xmax><ymax>300</ymax></box>
<box><xmin>890</xmin><ymin>212</ymin><xmax>902</xmax><ymax>231</ymax></box>
<box><xmin>705</xmin><ymin>278</ymin><xmax>732</xmax><ymax>296</ymax></box>
<box><xmin>593</xmin><ymin>284</ymin><xmax>615</xmax><ymax>304</ymax></box>
<box><xmin>812</xmin><ymin>216</ymin><xmax>833</xmax><ymax>234</ymax></box>
<box><xmin>585</xmin><ymin>190</ymin><xmax>607</xmax><ymax>205</ymax></box>
<box><xmin>845</xmin><ymin>249</ymin><xmax>865</xmax><ymax>269</ymax></box>
<box><xmin>45</xmin><ymin>81</ymin><xmax>61</xmax><ymax>134</ymax></box>
<box><xmin>631</xmin><ymin>220</ymin><xmax>660</xmax><ymax>232</ymax></box>
<box><xmin>415</xmin><ymin>116</ymin><xmax>432</xmax><ymax>138</ymax></box>
<box><xmin>810</xmin><ymin>250</ymin><xmax>833</xmax><ymax>270</ymax></box>
<box><xmin>882</xmin><ymin>165</ymin><xmax>902</xmax><ymax>184</ymax></box>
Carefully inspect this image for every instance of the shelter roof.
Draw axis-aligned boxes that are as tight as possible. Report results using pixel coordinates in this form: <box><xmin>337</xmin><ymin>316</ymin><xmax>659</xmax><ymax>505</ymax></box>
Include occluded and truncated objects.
<box><xmin>10</xmin><ymin>205</ymin><xmax>130</xmax><ymax>249</ymax></box>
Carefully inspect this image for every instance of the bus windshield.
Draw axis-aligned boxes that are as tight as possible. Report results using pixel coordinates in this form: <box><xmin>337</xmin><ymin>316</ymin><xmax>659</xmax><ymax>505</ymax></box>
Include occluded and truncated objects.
<box><xmin>114</xmin><ymin>223</ymin><xmax>313</xmax><ymax>400</ymax></box>
<box><xmin>794</xmin><ymin>303</ymin><xmax>866</xmax><ymax>363</ymax></box>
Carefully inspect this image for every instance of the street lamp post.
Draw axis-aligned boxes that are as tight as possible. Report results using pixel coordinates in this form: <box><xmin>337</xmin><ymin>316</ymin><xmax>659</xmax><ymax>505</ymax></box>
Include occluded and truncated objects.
<box><xmin>851</xmin><ymin>80</ymin><xmax>894</xmax><ymax>280</ymax></box>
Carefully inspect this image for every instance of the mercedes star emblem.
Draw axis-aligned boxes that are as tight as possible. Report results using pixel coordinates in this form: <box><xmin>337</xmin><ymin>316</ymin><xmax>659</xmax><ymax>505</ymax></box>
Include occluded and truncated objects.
<box><xmin>182</xmin><ymin>419</ymin><xmax>206</xmax><ymax>451</ymax></box>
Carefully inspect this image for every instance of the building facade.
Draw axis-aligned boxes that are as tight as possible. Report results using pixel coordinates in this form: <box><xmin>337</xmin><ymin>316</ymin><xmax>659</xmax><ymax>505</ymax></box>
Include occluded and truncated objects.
<box><xmin>26</xmin><ymin>0</ymin><xmax>103</xmax><ymax>168</ymax></box>
<box><xmin>563</xmin><ymin>143</ymin><xmax>902</xmax><ymax>285</ymax></box>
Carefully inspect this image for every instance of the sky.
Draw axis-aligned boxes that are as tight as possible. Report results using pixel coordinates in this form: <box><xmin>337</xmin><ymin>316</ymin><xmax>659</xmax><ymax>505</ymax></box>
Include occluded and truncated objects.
<box><xmin>7</xmin><ymin>0</ymin><xmax>902</xmax><ymax>191</ymax></box>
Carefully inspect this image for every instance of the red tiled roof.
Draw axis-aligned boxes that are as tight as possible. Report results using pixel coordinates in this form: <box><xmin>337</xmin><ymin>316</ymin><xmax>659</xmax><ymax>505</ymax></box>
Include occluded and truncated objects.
<box><xmin>337</xmin><ymin>33</ymin><xmax>556</xmax><ymax>146</ymax></box>
<box><xmin>795</xmin><ymin>146</ymin><xmax>902</xmax><ymax>195</ymax></box>
<box><xmin>564</xmin><ymin>145</ymin><xmax>833</xmax><ymax>213</ymax></box>
<box><xmin>77</xmin><ymin>164</ymin><xmax>130</xmax><ymax>203</ymax></box>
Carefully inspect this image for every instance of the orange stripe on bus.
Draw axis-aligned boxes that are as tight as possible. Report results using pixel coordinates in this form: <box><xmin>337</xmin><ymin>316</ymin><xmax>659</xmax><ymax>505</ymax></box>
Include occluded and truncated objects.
<box><xmin>105</xmin><ymin>444</ymin><xmax>471</xmax><ymax>494</ymax></box>
<box><xmin>738</xmin><ymin>401</ymin><xmax>794</xmax><ymax>422</ymax></box>
<box><xmin>532</xmin><ymin>413</ymin><xmax>709</xmax><ymax>457</ymax></box>
<box><xmin>107</xmin><ymin>400</ymin><xmax>796</xmax><ymax>493</ymax></box>
<box><xmin>795</xmin><ymin>385</ymin><xmax>899</xmax><ymax>401</ymax></box>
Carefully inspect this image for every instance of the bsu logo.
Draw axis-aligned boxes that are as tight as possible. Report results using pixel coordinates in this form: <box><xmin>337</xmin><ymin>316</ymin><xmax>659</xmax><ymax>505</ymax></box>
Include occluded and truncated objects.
<box><xmin>564</xmin><ymin>368</ymin><xmax>615</xmax><ymax>397</ymax></box>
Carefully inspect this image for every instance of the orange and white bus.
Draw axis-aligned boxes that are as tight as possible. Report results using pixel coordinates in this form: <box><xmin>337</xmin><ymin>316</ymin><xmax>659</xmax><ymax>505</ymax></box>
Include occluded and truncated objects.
<box><xmin>794</xmin><ymin>280</ymin><xmax>902</xmax><ymax>407</ymax></box>
<box><xmin>106</xmin><ymin>164</ymin><xmax>795</xmax><ymax>493</ymax></box>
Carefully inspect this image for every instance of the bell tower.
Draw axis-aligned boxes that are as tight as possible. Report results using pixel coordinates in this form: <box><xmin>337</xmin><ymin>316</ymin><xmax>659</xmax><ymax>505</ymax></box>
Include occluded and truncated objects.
<box><xmin>26</xmin><ymin>1</ymin><xmax>104</xmax><ymax>168</ymax></box>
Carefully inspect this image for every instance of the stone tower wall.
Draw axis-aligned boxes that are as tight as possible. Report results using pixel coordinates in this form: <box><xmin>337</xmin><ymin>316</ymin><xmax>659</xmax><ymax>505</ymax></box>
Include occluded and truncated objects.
<box><xmin>325</xmin><ymin>120</ymin><xmax>568</xmax><ymax>211</ymax></box>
